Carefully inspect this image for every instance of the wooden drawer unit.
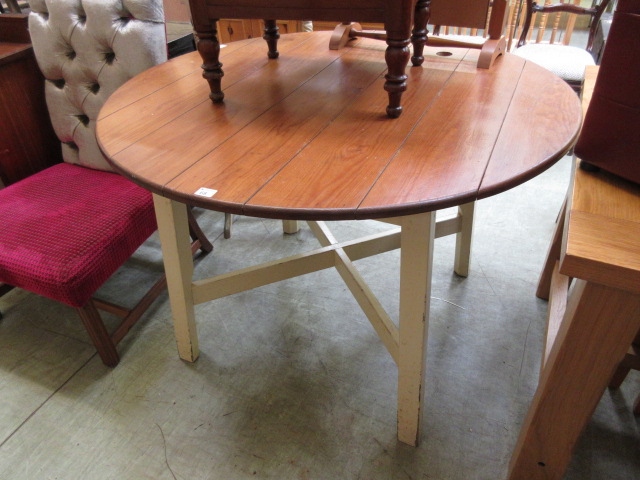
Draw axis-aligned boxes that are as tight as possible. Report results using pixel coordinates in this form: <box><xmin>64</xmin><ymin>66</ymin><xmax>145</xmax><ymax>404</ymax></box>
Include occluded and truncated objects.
<box><xmin>0</xmin><ymin>14</ymin><xmax>61</xmax><ymax>187</ymax></box>
<box><xmin>217</xmin><ymin>19</ymin><xmax>302</xmax><ymax>43</ymax></box>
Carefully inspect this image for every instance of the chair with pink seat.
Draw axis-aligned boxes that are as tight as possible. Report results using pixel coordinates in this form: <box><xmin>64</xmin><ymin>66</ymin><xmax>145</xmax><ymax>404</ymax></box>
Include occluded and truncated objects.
<box><xmin>0</xmin><ymin>0</ymin><xmax>212</xmax><ymax>367</ymax></box>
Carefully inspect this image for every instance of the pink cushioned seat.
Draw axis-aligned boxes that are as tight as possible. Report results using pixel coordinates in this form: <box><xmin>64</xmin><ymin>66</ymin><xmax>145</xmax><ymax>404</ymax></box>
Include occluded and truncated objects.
<box><xmin>0</xmin><ymin>163</ymin><xmax>157</xmax><ymax>307</ymax></box>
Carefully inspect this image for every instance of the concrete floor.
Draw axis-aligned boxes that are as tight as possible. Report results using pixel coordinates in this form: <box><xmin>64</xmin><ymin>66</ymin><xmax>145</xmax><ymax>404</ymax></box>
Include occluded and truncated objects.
<box><xmin>0</xmin><ymin>155</ymin><xmax>639</xmax><ymax>479</ymax></box>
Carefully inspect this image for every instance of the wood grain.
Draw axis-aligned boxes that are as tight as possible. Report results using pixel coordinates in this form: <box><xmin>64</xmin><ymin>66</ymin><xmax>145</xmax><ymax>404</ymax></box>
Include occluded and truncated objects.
<box><xmin>558</xmin><ymin>66</ymin><xmax>640</xmax><ymax>296</ymax></box>
<box><xmin>167</xmin><ymin>43</ymin><xmax>390</xmax><ymax>214</ymax></box>
<box><xmin>507</xmin><ymin>280</ymin><xmax>640</xmax><ymax>480</ymax></box>
<box><xmin>479</xmin><ymin>60</ymin><xmax>582</xmax><ymax>199</ymax></box>
<box><xmin>562</xmin><ymin>211</ymin><xmax>640</xmax><ymax>295</ymax></box>
<box><xmin>99</xmin><ymin>33</ymin><xmax>580</xmax><ymax>221</ymax></box>
<box><xmin>0</xmin><ymin>14</ymin><xmax>30</xmax><ymax>44</ymax></box>
<box><xmin>360</xmin><ymin>51</ymin><xmax>523</xmax><ymax>217</ymax></box>
<box><xmin>0</xmin><ymin>26</ymin><xmax>62</xmax><ymax>185</ymax></box>
<box><xmin>246</xmin><ymin>49</ymin><xmax>462</xmax><ymax>219</ymax></box>
<box><xmin>104</xmin><ymin>33</ymin><xmax>355</xmax><ymax>195</ymax></box>
<box><xmin>98</xmin><ymin>34</ymin><xmax>313</xmax><ymax>155</ymax></box>
<box><xmin>509</xmin><ymin>64</ymin><xmax>640</xmax><ymax>480</ymax></box>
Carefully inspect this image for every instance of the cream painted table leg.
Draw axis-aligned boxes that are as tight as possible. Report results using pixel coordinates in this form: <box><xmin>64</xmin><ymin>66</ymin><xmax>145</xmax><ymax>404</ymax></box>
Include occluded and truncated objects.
<box><xmin>282</xmin><ymin>220</ymin><xmax>300</xmax><ymax>234</ymax></box>
<box><xmin>508</xmin><ymin>280</ymin><xmax>640</xmax><ymax>480</ymax></box>
<box><xmin>397</xmin><ymin>212</ymin><xmax>436</xmax><ymax>446</ymax></box>
<box><xmin>454</xmin><ymin>201</ymin><xmax>474</xmax><ymax>277</ymax></box>
<box><xmin>153</xmin><ymin>194</ymin><xmax>200</xmax><ymax>362</ymax></box>
<box><xmin>224</xmin><ymin>213</ymin><xmax>232</xmax><ymax>239</ymax></box>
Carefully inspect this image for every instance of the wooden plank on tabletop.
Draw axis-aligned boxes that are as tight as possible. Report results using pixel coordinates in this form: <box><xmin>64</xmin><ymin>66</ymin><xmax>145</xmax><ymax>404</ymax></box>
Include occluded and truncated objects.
<box><xmin>104</xmin><ymin>33</ymin><xmax>349</xmax><ymax>194</ymax></box>
<box><xmin>97</xmin><ymin>33</ymin><xmax>314</xmax><ymax>156</ymax></box>
<box><xmin>245</xmin><ymin>41</ymin><xmax>464</xmax><ymax>219</ymax></box>
<box><xmin>99</xmin><ymin>39</ymin><xmax>249</xmax><ymax>118</ymax></box>
<box><xmin>165</xmin><ymin>42</ymin><xmax>389</xmax><ymax>212</ymax></box>
<box><xmin>358</xmin><ymin>52</ymin><xmax>524</xmax><ymax>217</ymax></box>
<box><xmin>479</xmin><ymin>60</ymin><xmax>582</xmax><ymax>199</ymax></box>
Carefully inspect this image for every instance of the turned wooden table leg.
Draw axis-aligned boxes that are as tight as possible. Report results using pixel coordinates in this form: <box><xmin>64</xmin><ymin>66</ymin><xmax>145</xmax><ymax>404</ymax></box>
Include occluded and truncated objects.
<box><xmin>384</xmin><ymin>37</ymin><xmax>411</xmax><ymax>118</ymax></box>
<box><xmin>194</xmin><ymin>21</ymin><xmax>224</xmax><ymax>103</ymax></box>
<box><xmin>508</xmin><ymin>280</ymin><xmax>640</xmax><ymax>480</ymax></box>
<box><xmin>411</xmin><ymin>0</ymin><xmax>430</xmax><ymax>66</ymax></box>
<box><xmin>263</xmin><ymin>20</ymin><xmax>280</xmax><ymax>59</ymax></box>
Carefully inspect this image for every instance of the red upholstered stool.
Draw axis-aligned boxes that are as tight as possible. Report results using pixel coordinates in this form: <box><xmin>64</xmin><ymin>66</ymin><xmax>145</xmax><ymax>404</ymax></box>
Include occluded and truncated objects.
<box><xmin>0</xmin><ymin>163</ymin><xmax>156</xmax><ymax>308</ymax></box>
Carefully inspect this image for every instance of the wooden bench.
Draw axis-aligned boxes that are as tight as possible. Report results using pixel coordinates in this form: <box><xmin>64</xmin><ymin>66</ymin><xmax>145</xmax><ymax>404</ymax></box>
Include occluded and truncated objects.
<box><xmin>507</xmin><ymin>65</ymin><xmax>640</xmax><ymax>479</ymax></box>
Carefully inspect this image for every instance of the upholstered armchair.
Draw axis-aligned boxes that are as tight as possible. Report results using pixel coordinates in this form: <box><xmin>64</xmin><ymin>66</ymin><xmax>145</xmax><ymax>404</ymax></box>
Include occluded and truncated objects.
<box><xmin>0</xmin><ymin>0</ymin><xmax>212</xmax><ymax>367</ymax></box>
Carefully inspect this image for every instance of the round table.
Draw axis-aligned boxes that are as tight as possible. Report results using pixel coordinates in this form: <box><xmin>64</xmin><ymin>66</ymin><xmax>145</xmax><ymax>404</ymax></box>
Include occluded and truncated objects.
<box><xmin>97</xmin><ymin>32</ymin><xmax>581</xmax><ymax>446</ymax></box>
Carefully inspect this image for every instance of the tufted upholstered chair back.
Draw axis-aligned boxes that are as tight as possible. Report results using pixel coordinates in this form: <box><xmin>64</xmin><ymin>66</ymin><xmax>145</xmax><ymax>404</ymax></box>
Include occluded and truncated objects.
<box><xmin>28</xmin><ymin>0</ymin><xmax>168</xmax><ymax>171</ymax></box>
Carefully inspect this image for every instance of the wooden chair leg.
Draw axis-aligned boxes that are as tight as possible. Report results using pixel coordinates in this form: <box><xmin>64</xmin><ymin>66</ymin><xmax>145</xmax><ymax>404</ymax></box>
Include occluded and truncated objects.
<box><xmin>77</xmin><ymin>301</ymin><xmax>120</xmax><ymax>367</ymax></box>
<box><xmin>0</xmin><ymin>283</ymin><xmax>16</xmax><ymax>320</ymax></box>
<box><xmin>187</xmin><ymin>207</ymin><xmax>213</xmax><ymax>253</ymax></box>
<box><xmin>80</xmin><ymin>210</ymin><xmax>212</xmax><ymax>367</ymax></box>
<box><xmin>454</xmin><ymin>202</ymin><xmax>474</xmax><ymax>277</ymax></box>
<box><xmin>536</xmin><ymin>196</ymin><xmax>568</xmax><ymax>300</ymax></box>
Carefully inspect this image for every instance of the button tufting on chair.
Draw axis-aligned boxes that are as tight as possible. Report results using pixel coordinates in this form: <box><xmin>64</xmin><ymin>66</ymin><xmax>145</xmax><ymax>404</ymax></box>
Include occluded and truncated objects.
<box><xmin>28</xmin><ymin>0</ymin><xmax>167</xmax><ymax>170</ymax></box>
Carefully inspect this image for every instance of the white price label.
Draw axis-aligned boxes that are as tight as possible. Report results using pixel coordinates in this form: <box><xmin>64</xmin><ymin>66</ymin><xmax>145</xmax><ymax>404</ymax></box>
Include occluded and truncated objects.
<box><xmin>194</xmin><ymin>187</ymin><xmax>217</xmax><ymax>198</ymax></box>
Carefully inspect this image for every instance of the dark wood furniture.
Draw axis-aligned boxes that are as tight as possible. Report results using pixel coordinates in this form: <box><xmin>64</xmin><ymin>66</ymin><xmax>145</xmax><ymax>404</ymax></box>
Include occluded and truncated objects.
<box><xmin>217</xmin><ymin>18</ymin><xmax>303</xmax><ymax>44</ymax></box>
<box><xmin>188</xmin><ymin>0</ymin><xmax>425</xmax><ymax>118</ymax></box>
<box><xmin>97</xmin><ymin>32</ymin><xmax>581</xmax><ymax>445</ymax></box>
<box><xmin>508</xmin><ymin>66</ymin><xmax>640</xmax><ymax>480</ymax></box>
<box><xmin>333</xmin><ymin>0</ymin><xmax>508</xmax><ymax>69</ymax></box>
<box><xmin>0</xmin><ymin>14</ymin><xmax>61</xmax><ymax>187</ymax></box>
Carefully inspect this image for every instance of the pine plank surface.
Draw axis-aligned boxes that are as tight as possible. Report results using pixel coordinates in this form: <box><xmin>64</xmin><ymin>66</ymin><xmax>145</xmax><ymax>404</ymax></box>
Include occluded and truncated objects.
<box><xmin>98</xmin><ymin>31</ymin><xmax>580</xmax><ymax>220</ymax></box>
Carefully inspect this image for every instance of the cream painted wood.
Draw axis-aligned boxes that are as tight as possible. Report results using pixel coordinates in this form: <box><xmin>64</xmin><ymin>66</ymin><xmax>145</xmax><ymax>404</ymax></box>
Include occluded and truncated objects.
<box><xmin>153</xmin><ymin>194</ymin><xmax>199</xmax><ymax>362</ymax></box>
<box><xmin>397</xmin><ymin>212</ymin><xmax>436</xmax><ymax>446</ymax></box>
<box><xmin>156</xmin><ymin>206</ymin><xmax>453</xmax><ymax>444</ymax></box>
<box><xmin>224</xmin><ymin>217</ymin><xmax>298</xmax><ymax>238</ymax></box>
<box><xmin>379</xmin><ymin>211</ymin><xmax>462</xmax><ymax>238</ymax></box>
<box><xmin>307</xmin><ymin>220</ymin><xmax>400</xmax><ymax>363</ymax></box>
<box><xmin>191</xmin><ymin>227</ymin><xmax>402</xmax><ymax>304</ymax></box>
<box><xmin>282</xmin><ymin>220</ymin><xmax>300</xmax><ymax>234</ymax></box>
<box><xmin>224</xmin><ymin>212</ymin><xmax>232</xmax><ymax>239</ymax></box>
<box><xmin>454</xmin><ymin>202</ymin><xmax>475</xmax><ymax>277</ymax></box>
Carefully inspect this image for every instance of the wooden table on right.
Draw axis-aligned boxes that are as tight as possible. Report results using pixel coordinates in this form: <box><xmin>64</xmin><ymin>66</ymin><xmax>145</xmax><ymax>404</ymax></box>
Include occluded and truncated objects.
<box><xmin>508</xmin><ymin>66</ymin><xmax>640</xmax><ymax>479</ymax></box>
